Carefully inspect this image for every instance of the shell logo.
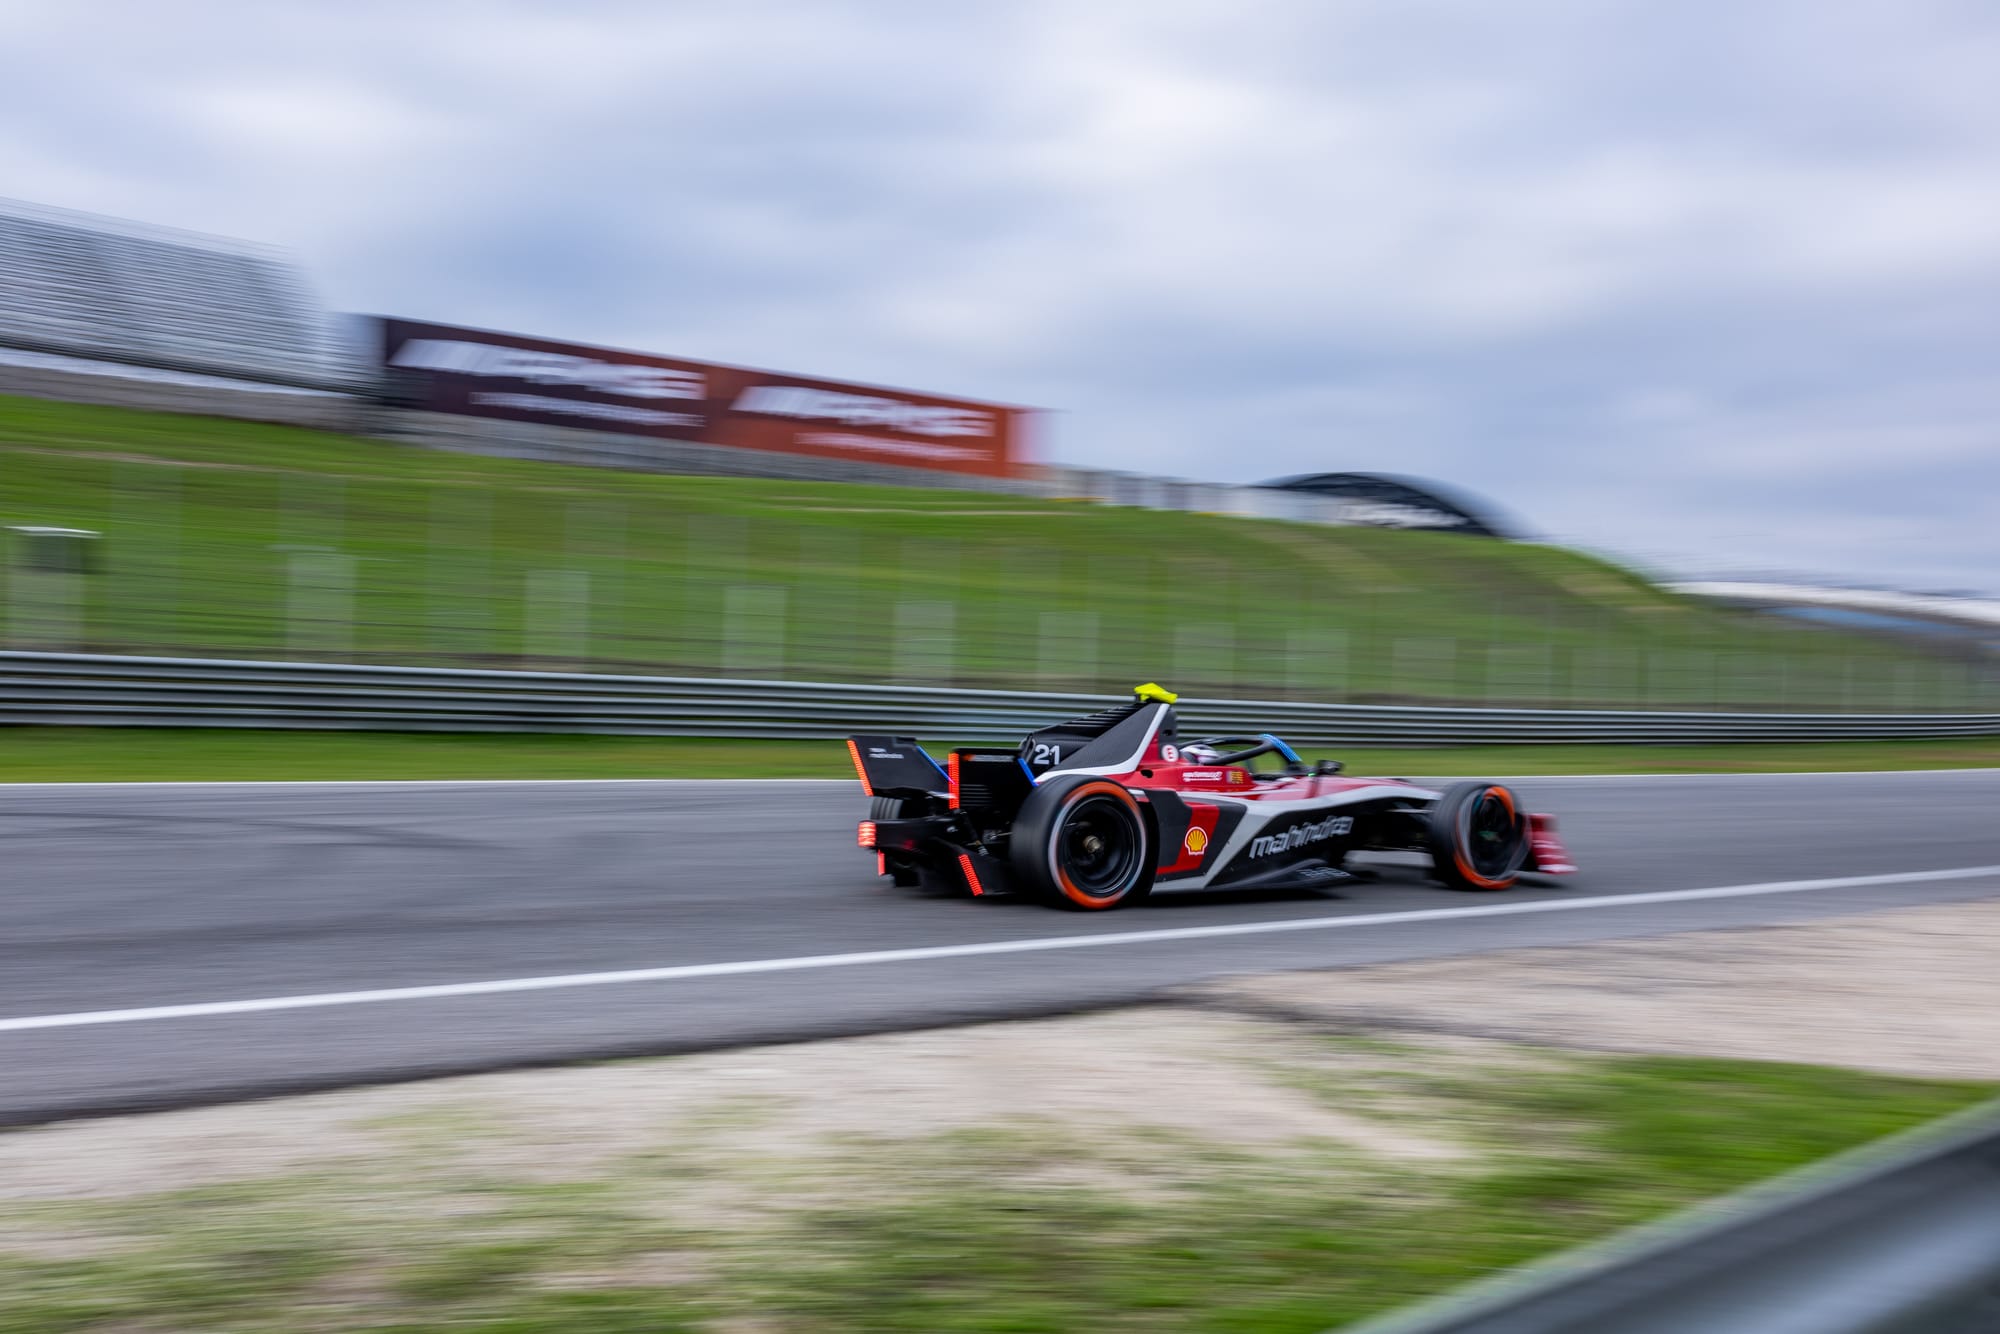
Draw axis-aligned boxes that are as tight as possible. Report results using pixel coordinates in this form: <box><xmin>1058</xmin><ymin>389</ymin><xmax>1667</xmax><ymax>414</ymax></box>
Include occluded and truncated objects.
<box><xmin>1183</xmin><ymin>827</ymin><xmax>1209</xmax><ymax>856</ymax></box>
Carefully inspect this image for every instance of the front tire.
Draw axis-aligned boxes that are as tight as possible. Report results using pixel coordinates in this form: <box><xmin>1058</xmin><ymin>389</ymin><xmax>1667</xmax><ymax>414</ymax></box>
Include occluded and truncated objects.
<box><xmin>1011</xmin><ymin>775</ymin><xmax>1154</xmax><ymax>910</ymax></box>
<box><xmin>1427</xmin><ymin>782</ymin><xmax>1529</xmax><ymax>890</ymax></box>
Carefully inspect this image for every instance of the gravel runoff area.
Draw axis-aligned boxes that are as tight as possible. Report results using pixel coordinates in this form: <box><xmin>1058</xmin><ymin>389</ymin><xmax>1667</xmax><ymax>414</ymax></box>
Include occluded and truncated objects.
<box><xmin>3</xmin><ymin>897</ymin><xmax>1996</xmax><ymax>1331</ymax></box>
<box><xmin>6</xmin><ymin>897</ymin><xmax>1997</xmax><ymax>1199</ymax></box>
<box><xmin>1186</xmin><ymin>895</ymin><xmax>2000</xmax><ymax>1084</ymax></box>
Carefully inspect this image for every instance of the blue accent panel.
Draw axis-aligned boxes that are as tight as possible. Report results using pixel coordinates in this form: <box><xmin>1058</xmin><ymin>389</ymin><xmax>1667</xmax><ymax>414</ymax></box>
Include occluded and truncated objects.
<box><xmin>1262</xmin><ymin>733</ymin><xmax>1302</xmax><ymax>765</ymax></box>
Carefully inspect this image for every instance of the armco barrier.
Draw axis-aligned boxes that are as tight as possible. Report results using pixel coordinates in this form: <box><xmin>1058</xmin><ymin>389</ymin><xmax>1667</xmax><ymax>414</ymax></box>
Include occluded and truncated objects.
<box><xmin>2</xmin><ymin>652</ymin><xmax>1996</xmax><ymax>743</ymax></box>
<box><xmin>1345</xmin><ymin>1097</ymin><xmax>2000</xmax><ymax>1334</ymax></box>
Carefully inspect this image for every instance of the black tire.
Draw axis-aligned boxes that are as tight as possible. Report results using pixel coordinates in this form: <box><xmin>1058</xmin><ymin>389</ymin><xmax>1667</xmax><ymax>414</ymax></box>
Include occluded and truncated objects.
<box><xmin>1426</xmin><ymin>782</ymin><xmax>1529</xmax><ymax>891</ymax></box>
<box><xmin>868</xmin><ymin>795</ymin><xmax>926</xmax><ymax>887</ymax></box>
<box><xmin>1010</xmin><ymin>774</ymin><xmax>1154</xmax><ymax>910</ymax></box>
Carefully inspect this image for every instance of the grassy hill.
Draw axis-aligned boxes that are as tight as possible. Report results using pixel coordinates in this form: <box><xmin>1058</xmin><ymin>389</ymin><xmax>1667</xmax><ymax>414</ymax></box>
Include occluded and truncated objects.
<box><xmin>0</xmin><ymin>394</ymin><xmax>1983</xmax><ymax>710</ymax></box>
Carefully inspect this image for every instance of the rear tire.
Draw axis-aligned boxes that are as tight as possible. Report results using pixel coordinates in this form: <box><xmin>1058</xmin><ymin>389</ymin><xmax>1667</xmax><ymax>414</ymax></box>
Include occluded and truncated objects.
<box><xmin>1010</xmin><ymin>775</ymin><xmax>1154</xmax><ymax>910</ymax></box>
<box><xmin>1427</xmin><ymin>782</ymin><xmax>1529</xmax><ymax>891</ymax></box>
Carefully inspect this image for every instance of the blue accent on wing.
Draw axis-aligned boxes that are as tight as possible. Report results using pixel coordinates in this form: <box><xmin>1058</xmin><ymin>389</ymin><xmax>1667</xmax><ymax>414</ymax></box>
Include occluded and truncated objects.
<box><xmin>1262</xmin><ymin>733</ymin><xmax>1302</xmax><ymax>765</ymax></box>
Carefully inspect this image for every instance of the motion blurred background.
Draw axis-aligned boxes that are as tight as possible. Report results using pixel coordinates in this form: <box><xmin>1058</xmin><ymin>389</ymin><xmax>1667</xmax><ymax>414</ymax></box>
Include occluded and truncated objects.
<box><xmin>2</xmin><ymin>2</ymin><xmax>1997</xmax><ymax>720</ymax></box>
<box><xmin>7</xmin><ymin>3</ymin><xmax>2000</xmax><ymax>578</ymax></box>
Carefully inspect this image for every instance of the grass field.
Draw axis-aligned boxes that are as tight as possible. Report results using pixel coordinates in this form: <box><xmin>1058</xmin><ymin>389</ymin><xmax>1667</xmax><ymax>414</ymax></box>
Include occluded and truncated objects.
<box><xmin>1</xmin><ymin>394</ymin><xmax>1986</xmax><ymax>711</ymax></box>
<box><xmin>0</xmin><ymin>1038</ymin><xmax>1986</xmax><ymax>1332</ymax></box>
<box><xmin>0</xmin><ymin>727</ymin><xmax>1992</xmax><ymax>781</ymax></box>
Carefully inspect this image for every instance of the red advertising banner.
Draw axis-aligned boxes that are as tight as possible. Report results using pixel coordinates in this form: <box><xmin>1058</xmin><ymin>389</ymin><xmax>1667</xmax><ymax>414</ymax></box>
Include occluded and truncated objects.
<box><xmin>378</xmin><ymin>318</ymin><xmax>1028</xmax><ymax>478</ymax></box>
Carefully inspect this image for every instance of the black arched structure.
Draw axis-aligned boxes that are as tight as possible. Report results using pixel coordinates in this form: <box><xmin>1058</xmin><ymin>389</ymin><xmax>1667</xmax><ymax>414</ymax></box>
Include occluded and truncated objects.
<box><xmin>1262</xmin><ymin>472</ymin><xmax>1513</xmax><ymax>538</ymax></box>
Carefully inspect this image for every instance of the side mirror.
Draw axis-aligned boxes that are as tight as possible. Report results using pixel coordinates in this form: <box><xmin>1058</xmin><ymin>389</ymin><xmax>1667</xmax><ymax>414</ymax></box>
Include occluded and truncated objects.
<box><xmin>1314</xmin><ymin>759</ymin><xmax>1344</xmax><ymax>776</ymax></box>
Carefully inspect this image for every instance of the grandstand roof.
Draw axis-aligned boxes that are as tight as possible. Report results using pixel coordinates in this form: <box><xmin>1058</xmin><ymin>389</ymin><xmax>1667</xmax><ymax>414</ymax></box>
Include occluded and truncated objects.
<box><xmin>1262</xmin><ymin>471</ymin><xmax>1514</xmax><ymax>538</ymax></box>
<box><xmin>0</xmin><ymin>197</ymin><xmax>341</xmax><ymax>389</ymax></box>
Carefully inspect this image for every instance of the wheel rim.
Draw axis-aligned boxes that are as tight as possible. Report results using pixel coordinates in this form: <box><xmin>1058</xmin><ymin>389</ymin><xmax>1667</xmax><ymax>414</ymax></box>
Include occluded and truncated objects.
<box><xmin>1055</xmin><ymin>794</ymin><xmax>1143</xmax><ymax>900</ymax></box>
<box><xmin>1460</xmin><ymin>789</ymin><xmax>1522</xmax><ymax>880</ymax></box>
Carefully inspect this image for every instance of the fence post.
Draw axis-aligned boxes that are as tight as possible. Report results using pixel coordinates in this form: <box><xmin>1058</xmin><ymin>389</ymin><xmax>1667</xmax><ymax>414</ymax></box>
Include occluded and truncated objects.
<box><xmin>1173</xmin><ymin>623</ymin><xmax>1233</xmax><ymax>694</ymax></box>
<box><xmin>723</xmin><ymin>585</ymin><xmax>787</xmax><ymax>678</ymax></box>
<box><xmin>6</xmin><ymin>527</ymin><xmax>98</xmax><ymax>651</ymax></box>
<box><xmin>524</xmin><ymin>569</ymin><xmax>589</xmax><ymax>666</ymax></box>
<box><xmin>894</xmin><ymin>600</ymin><xmax>955</xmax><ymax>684</ymax></box>
<box><xmin>110</xmin><ymin>464</ymin><xmax>181</xmax><ymax>654</ymax></box>
<box><xmin>1390</xmin><ymin>637</ymin><xmax>1455</xmax><ymax>703</ymax></box>
<box><xmin>427</xmin><ymin>487</ymin><xmax>494</xmax><ymax>664</ymax></box>
<box><xmin>1286</xmin><ymin>627</ymin><xmax>1346</xmax><ymax>700</ymax></box>
<box><xmin>798</xmin><ymin>527</ymin><xmax>858</xmax><ymax>683</ymax></box>
<box><xmin>688</xmin><ymin>516</ymin><xmax>746</xmax><ymax>673</ymax></box>
<box><xmin>284</xmin><ymin>548</ymin><xmax>356</xmax><ymax>659</ymax></box>
<box><xmin>570</xmin><ymin>500</ymin><xmax>625</xmax><ymax>669</ymax></box>
<box><xmin>1038</xmin><ymin>610</ymin><xmax>1100</xmax><ymax>690</ymax></box>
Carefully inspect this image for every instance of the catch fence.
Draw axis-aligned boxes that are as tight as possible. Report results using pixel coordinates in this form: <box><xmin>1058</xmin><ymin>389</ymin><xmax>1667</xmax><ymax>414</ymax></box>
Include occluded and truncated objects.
<box><xmin>4</xmin><ymin>462</ymin><xmax>1996</xmax><ymax>715</ymax></box>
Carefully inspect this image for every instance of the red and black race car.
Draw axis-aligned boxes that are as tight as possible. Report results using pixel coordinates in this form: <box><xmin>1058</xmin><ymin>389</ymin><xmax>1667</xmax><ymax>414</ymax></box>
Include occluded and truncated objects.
<box><xmin>848</xmin><ymin>684</ymin><xmax>1574</xmax><ymax>909</ymax></box>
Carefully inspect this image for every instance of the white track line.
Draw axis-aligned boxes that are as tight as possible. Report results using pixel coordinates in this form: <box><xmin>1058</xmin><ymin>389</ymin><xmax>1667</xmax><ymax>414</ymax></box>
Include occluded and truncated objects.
<box><xmin>5</xmin><ymin>865</ymin><xmax>1998</xmax><ymax>1036</ymax></box>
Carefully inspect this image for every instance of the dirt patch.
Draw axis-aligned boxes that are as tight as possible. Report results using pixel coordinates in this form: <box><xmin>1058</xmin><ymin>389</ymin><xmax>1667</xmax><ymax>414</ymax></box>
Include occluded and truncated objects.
<box><xmin>0</xmin><ymin>1011</ymin><xmax>1461</xmax><ymax>1207</ymax></box>
<box><xmin>1192</xmin><ymin>898</ymin><xmax>2000</xmax><ymax>1082</ymax></box>
<box><xmin>0</xmin><ymin>1221</ymin><xmax>129</xmax><ymax>1261</ymax></box>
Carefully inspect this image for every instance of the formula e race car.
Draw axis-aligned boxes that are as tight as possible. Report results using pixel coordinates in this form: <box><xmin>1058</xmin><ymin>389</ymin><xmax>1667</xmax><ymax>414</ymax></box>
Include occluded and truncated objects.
<box><xmin>848</xmin><ymin>684</ymin><xmax>1575</xmax><ymax>910</ymax></box>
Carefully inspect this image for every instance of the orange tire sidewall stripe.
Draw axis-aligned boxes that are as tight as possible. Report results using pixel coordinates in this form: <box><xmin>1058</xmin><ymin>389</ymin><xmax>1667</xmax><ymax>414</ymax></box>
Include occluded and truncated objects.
<box><xmin>1453</xmin><ymin>785</ymin><xmax>1519</xmax><ymax>889</ymax></box>
<box><xmin>1052</xmin><ymin>781</ymin><xmax>1143</xmax><ymax>909</ymax></box>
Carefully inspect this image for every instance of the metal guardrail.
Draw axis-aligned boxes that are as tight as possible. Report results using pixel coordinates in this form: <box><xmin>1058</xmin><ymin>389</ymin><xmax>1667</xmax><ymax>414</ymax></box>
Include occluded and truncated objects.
<box><xmin>1344</xmin><ymin>1097</ymin><xmax>2000</xmax><ymax>1334</ymax></box>
<box><xmin>2</xmin><ymin>651</ymin><xmax>1997</xmax><ymax>742</ymax></box>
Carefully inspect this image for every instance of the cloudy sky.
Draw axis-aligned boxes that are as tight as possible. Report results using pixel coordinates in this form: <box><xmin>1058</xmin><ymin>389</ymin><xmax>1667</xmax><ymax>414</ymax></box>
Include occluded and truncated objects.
<box><xmin>3</xmin><ymin>1</ymin><xmax>1996</xmax><ymax>591</ymax></box>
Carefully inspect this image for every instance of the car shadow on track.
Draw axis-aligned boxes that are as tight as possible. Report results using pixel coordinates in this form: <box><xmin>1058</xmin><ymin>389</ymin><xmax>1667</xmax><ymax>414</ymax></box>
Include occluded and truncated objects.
<box><xmin>1139</xmin><ymin>886</ymin><xmax>1346</xmax><ymax>909</ymax></box>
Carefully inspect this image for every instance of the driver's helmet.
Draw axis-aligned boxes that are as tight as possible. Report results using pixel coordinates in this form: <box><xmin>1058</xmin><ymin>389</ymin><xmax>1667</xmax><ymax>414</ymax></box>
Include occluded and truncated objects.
<box><xmin>1179</xmin><ymin>742</ymin><xmax>1222</xmax><ymax>765</ymax></box>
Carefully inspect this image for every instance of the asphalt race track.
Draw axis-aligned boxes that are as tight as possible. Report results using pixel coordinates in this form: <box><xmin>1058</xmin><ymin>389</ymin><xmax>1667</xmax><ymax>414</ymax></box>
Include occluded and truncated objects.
<box><xmin>4</xmin><ymin>770</ymin><xmax>1998</xmax><ymax>1124</ymax></box>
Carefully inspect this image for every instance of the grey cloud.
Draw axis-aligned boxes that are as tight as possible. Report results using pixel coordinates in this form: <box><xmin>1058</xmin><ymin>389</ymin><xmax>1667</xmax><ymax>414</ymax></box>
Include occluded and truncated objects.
<box><xmin>1</xmin><ymin>0</ymin><xmax>1996</xmax><ymax>590</ymax></box>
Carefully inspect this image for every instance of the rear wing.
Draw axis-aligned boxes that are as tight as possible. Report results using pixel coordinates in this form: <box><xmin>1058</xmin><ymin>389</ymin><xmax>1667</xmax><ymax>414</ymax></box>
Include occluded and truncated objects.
<box><xmin>845</xmin><ymin>736</ymin><xmax>948</xmax><ymax>798</ymax></box>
